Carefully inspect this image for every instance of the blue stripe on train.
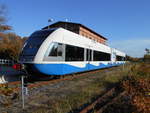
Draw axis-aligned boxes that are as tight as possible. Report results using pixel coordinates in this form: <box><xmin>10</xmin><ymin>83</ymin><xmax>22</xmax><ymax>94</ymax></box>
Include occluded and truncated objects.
<box><xmin>33</xmin><ymin>62</ymin><xmax>124</xmax><ymax>75</ymax></box>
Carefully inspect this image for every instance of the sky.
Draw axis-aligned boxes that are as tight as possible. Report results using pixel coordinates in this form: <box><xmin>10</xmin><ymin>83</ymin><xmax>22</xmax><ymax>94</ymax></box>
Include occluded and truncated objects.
<box><xmin>0</xmin><ymin>0</ymin><xmax>150</xmax><ymax>57</ymax></box>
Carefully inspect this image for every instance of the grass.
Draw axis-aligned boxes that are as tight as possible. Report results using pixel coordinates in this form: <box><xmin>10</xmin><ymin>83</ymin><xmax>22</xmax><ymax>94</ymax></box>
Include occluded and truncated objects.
<box><xmin>1</xmin><ymin>62</ymin><xmax>149</xmax><ymax>113</ymax></box>
<box><xmin>37</xmin><ymin>63</ymin><xmax>133</xmax><ymax>113</ymax></box>
<box><xmin>101</xmin><ymin>62</ymin><xmax>150</xmax><ymax>113</ymax></box>
<box><xmin>48</xmin><ymin>62</ymin><xmax>149</xmax><ymax>113</ymax></box>
<box><xmin>0</xmin><ymin>84</ymin><xmax>14</xmax><ymax>95</ymax></box>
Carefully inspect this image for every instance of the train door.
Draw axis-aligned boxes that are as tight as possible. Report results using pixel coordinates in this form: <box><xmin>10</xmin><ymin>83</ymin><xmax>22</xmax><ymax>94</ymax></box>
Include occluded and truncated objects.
<box><xmin>86</xmin><ymin>49</ymin><xmax>92</xmax><ymax>70</ymax></box>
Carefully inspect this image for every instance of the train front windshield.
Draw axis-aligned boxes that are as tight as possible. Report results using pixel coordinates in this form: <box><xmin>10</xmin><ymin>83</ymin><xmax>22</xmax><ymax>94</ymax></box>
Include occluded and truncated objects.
<box><xmin>21</xmin><ymin>29</ymin><xmax>55</xmax><ymax>57</ymax></box>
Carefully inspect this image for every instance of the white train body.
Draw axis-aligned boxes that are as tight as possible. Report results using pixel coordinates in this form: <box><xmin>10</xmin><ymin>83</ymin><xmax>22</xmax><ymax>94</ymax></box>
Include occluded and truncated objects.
<box><xmin>20</xmin><ymin>28</ymin><xmax>126</xmax><ymax>75</ymax></box>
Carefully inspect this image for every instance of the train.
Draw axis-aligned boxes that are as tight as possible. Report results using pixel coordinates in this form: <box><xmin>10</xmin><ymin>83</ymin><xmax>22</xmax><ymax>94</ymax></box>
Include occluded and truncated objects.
<box><xmin>19</xmin><ymin>28</ymin><xmax>126</xmax><ymax>75</ymax></box>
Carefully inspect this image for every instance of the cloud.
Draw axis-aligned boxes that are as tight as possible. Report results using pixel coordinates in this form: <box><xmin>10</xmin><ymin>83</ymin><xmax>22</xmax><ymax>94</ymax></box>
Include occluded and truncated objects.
<box><xmin>109</xmin><ymin>38</ymin><xmax>150</xmax><ymax>57</ymax></box>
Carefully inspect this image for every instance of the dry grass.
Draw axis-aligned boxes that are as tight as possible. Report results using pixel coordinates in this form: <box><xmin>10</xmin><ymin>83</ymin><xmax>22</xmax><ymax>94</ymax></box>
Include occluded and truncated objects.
<box><xmin>2</xmin><ymin>62</ymin><xmax>149</xmax><ymax>113</ymax></box>
<box><xmin>37</xmin><ymin>63</ymin><xmax>133</xmax><ymax>113</ymax></box>
<box><xmin>101</xmin><ymin>62</ymin><xmax>150</xmax><ymax>113</ymax></box>
<box><xmin>47</xmin><ymin>63</ymin><xmax>150</xmax><ymax>113</ymax></box>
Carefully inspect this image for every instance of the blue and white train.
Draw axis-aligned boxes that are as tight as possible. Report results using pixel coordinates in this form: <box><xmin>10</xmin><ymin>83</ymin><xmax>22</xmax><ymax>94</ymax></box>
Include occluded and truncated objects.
<box><xmin>19</xmin><ymin>28</ymin><xmax>126</xmax><ymax>75</ymax></box>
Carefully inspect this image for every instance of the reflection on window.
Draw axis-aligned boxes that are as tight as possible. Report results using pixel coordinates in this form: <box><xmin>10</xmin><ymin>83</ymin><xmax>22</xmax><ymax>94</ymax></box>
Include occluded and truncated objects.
<box><xmin>48</xmin><ymin>43</ymin><xmax>63</xmax><ymax>57</ymax></box>
<box><xmin>93</xmin><ymin>51</ymin><xmax>110</xmax><ymax>61</ymax></box>
<box><xmin>66</xmin><ymin>45</ymin><xmax>84</xmax><ymax>61</ymax></box>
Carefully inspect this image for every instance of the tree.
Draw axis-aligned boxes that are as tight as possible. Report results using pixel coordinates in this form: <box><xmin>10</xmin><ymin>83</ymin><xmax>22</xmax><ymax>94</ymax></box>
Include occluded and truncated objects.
<box><xmin>0</xmin><ymin>3</ymin><xmax>24</xmax><ymax>61</ymax></box>
<box><xmin>0</xmin><ymin>33</ymin><xmax>26</xmax><ymax>61</ymax></box>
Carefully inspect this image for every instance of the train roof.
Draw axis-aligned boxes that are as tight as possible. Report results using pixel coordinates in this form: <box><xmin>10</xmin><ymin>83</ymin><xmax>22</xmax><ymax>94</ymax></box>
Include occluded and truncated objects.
<box><xmin>54</xmin><ymin>28</ymin><xmax>126</xmax><ymax>56</ymax></box>
<box><xmin>42</xmin><ymin>21</ymin><xmax>108</xmax><ymax>40</ymax></box>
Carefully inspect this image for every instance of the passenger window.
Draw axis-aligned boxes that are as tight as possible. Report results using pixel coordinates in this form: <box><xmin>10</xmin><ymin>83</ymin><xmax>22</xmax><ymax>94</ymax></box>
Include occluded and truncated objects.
<box><xmin>116</xmin><ymin>55</ymin><xmax>125</xmax><ymax>61</ymax></box>
<box><xmin>93</xmin><ymin>51</ymin><xmax>110</xmax><ymax>61</ymax></box>
<box><xmin>48</xmin><ymin>43</ymin><xmax>63</xmax><ymax>57</ymax></box>
<box><xmin>65</xmin><ymin>44</ymin><xmax>84</xmax><ymax>61</ymax></box>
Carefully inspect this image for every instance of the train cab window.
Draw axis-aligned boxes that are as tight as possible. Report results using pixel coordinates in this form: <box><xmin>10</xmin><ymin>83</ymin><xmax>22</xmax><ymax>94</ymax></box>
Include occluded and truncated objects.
<box><xmin>48</xmin><ymin>43</ymin><xmax>63</xmax><ymax>57</ymax></box>
<box><xmin>21</xmin><ymin>29</ymin><xmax>55</xmax><ymax>57</ymax></box>
<box><xmin>65</xmin><ymin>45</ymin><xmax>84</xmax><ymax>61</ymax></box>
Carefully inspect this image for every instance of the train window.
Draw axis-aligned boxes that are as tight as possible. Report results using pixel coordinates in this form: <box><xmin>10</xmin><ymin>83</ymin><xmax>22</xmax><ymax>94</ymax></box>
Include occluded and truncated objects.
<box><xmin>116</xmin><ymin>55</ymin><xmax>125</xmax><ymax>61</ymax></box>
<box><xmin>22</xmin><ymin>29</ymin><xmax>55</xmax><ymax>56</ymax></box>
<box><xmin>65</xmin><ymin>45</ymin><xmax>84</xmax><ymax>61</ymax></box>
<box><xmin>26</xmin><ymin>29</ymin><xmax>55</xmax><ymax>49</ymax></box>
<box><xmin>48</xmin><ymin>43</ymin><xmax>63</xmax><ymax>57</ymax></box>
<box><xmin>30</xmin><ymin>29</ymin><xmax>54</xmax><ymax>38</ymax></box>
<box><xmin>116</xmin><ymin>56</ymin><xmax>119</xmax><ymax>61</ymax></box>
<box><xmin>93</xmin><ymin>51</ymin><xmax>110</xmax><ymax>61</ymax></box>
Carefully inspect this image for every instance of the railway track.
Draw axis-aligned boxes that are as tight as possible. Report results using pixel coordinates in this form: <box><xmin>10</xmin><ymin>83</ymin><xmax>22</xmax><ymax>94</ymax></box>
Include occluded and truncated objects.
<box><xmin>79</xmin><ymin>84</ymin><xmax>125</xmax><ymax>113</ymax></box>
<box><xmin>0</xmin><ymin>65</ymin><xmax>127</xmax><ymax>113</ymax></box>
<box><xmin>0</xmin><ymin>67</ymin><xmax>117</xmax><ymax>92</ymax></box>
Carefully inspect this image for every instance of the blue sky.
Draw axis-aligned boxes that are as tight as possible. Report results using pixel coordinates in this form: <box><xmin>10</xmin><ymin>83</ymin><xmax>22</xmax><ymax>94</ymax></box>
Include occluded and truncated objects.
<box><xmin>0</xmin><ymin>0</ymin><xmax>150</xmax><ymax>57</ymax></box>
